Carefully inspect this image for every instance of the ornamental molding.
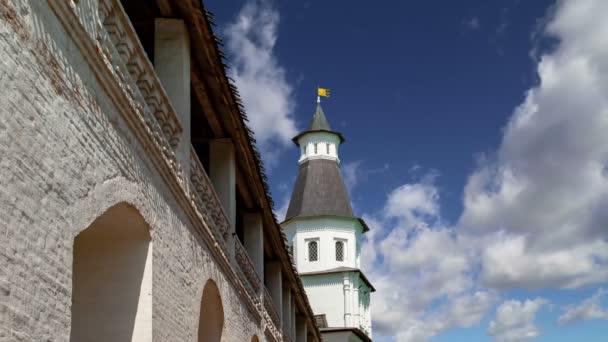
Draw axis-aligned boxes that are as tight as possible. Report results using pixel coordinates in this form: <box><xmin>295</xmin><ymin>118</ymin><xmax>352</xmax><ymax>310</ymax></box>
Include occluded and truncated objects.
<box><xmin>44</xmin><ymin>0</ymin><xmax>275</xmax><ymax>330</ymax></box>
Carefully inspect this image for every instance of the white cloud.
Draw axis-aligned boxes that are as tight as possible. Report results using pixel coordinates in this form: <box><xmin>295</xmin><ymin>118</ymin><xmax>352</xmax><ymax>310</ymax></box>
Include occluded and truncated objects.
<box><xmin>364</xmin><ymin>178</ymin><xmax>495</xmax><ymax>342</ymax></box>
<box><xmin>458</xmin><ymin>0</ymin><xmax>608</xmax><ymax>289</ymax></box>
<box><xmin>488</xmin><ymin>298</ymin><xmax>547</xmax><ymax>342</ymax></box>
<box><xmin>395</xmin><ymin>291</ymin><xmax>497</xmax><ymax>342</ymax></box>
<box><xmin>465</xmin><ymin>16</ymin><xmax>480</xmax><ymax>30</ymax></box>
<box><xmin>341</xmin><ymin>160</ymin><xmax>390</xmax><ymax>196</ymax></box>
<box><xmin>342</xmin><ymin>160</ymin><xmax>362</xmax><ymax>195</ymax></box>
<box><xmin>558</xmin><ymin>288</ymin><xmax>608</xmax><ymax>325</ymax></box>
<box><xmin>224</xmin><ymin>0</ymin><xmax>298</xmax><ymax>163</ymax></box>
<box><xmin>364</xmin><ymin>1</ymin><xmax>608</xmax><ymax>340</ymax></box>
<box><xmin>383</xmin><ymin>177</ymin><xmax>439</xmax><ymax>229</ymax></box>
<box><xmin>273</xmin><ymin>192</ymin><xmax>291</xmax><ymax>222</ymax></box>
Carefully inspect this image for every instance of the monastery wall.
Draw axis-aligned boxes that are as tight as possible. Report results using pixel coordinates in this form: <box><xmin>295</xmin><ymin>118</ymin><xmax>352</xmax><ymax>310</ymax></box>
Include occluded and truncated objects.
<box><xmin>0</xmin><ymin>1</ymin><xmax>269</xmax><ymax>341</ymax></box>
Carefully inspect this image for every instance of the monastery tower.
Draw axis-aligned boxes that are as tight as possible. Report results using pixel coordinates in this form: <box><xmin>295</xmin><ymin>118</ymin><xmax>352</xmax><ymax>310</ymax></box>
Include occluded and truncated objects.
<box><xmin>282</xmin><ymin>98</ymin><xmax>375</xmax><ymax>342</ymax></box>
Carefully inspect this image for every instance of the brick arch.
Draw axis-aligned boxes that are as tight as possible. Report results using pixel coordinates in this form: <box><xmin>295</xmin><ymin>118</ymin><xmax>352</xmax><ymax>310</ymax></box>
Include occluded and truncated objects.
<box><xmin>66</xmin><ymin>177</ymin><xmax>153</xmax><ymax>239</ymax></box>
<box><xmin>197</xmin><ymin>279</ymin><xmax>224</xmax><ymax>342</ymax></box>
<box><xmin>70</xmin><ymin>202</ymin><xmax>153</xmax><ymax>341</ymax></box>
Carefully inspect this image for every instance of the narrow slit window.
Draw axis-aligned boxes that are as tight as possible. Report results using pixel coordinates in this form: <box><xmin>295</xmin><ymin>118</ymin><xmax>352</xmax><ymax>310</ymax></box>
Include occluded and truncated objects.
<box><xmin>304</xmin><ymin>145</ymin><xmax>307</xmax><ymax>155</ymax></box>
<box><xmin>314</xmin><ymin>143</ymin><xmax>318</xmax><ymax>154</ymax></box>
<box><xmin>335</xmin><ymin>241</ymin><xmax>344</xmax><ymax>261</ymax></box>
<box><xmin>308</xmin><ymin>241</ymin><xmax>318</xmax><ymax>261</ymax></box>
<box><xmin>326</xmin><ymin>143</ymin><xmax>330</xmax><ymax>154</ymax></box>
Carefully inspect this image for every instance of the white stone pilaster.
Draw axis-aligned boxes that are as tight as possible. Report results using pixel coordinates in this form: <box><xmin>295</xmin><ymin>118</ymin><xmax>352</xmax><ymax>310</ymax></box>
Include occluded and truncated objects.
<box><xmin>244</xmin><ymin>212</ymin><xmax>264</xmax><ymax>289</ymax></box>
<box><xmin>295</xmin><ymin>316</ymin><xmax>307</xmax><ymax>342</ymax></box>
<box><xmin>209</xmin><ymin>139</ymin><xmax>236</xmax><ymax>259</ymax></box>
<box><xmin>291</xmin><ymin>296</ymin><xmax>297</xmax><ymax>341</ymax></box>
<box><xmin>154</xmin><ymin>18</ymin><xmax>190</xmax><ymax>175</ymax></box>
<box><xmin>266</xmin><ymin>261</ymin><xmax>283</xmax><ymax>324</ymax></box>
<box><xmin>343</xmin><ymin>272</ymin><xmax>351</xmax><ymax>326</ymax></box>
<box><xmin>353</xmin><ymin>277</ymin><xmax>360</xmax><ymax>327</ymax></box>
<box><xmin>282</xmin><ymin>286</ymin><xmax>292</xmax><ymax>335</ymax></box>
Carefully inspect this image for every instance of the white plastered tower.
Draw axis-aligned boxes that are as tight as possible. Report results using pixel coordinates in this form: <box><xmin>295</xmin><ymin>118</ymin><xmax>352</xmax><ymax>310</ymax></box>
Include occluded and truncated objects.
<box><xmin>282</xmin><ymin>99</ymin><xmax>374</xmax><ymax>342</ymax></box>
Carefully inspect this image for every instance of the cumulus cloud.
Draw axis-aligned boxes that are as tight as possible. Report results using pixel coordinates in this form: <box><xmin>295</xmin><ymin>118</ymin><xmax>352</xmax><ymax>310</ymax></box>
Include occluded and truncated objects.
<box><xmin>341</xmin><ymin>160</ymin><xmax>390</xmax><ymax>195</ymax></box>
<box><xmin>459</xmin><ymin>0</ymin><xmax>608</xmax><ymax>289</ymax></box>
<box><xmin>364</xmin><ymin>1</ymin><xmax>608</xmax><ymax>340</ymax></box>
<box><xmin>363</xmin><ymin>178</ymin><xmax>496</xmax><ymax>341</ymax></box>
<box><xmin>558</xmin><ymin>288</ymin><xmax>608</xmax><ymax>325</ymax></box>
<box><xmin>384</xmin><ymin>181</ymin><xmax>439</xmax><ymax>228</ymax></box>
<box><xmin>342</xmin><ymin>161</ymin><xmax>362</xmax><ymax>195</ymax></box>
<box><xmin>273</xmin><ymin>192</ymin><xmax>291</xmax><ymax>222</ymax></box>
<box><xmin>488</xmin><ymin>298</ymin><xmax>547</xmax><ymax>342</ymax></box>
<box><xmin>224</xmin><ymin>0</ymin><xmax>298</xmax><ymax>163</ymax></box>
<box><xmin>465</xmin><ymin>16</ymin><xmax>480</xmax><ymax>30</ymax></box>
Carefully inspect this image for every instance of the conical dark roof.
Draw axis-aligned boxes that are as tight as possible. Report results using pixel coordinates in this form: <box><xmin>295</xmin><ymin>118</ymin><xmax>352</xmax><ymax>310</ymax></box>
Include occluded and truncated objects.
<box><xmin>308</xmin><ymin>103</ymin><xmax>332</xmax><ymax>131</ymax></box>
<box><xmin>284</xmin><ymin>102</ymin><xmax>369</xmax><ymax>231</ymax></box>
<box><xmin>292</xmin><ymin>102</ymin><xmax>345</xmax><ymax>145</ymax></box>
<box><xmin>285</xmin><ymin>102</ymin><xmax>353</xmax><ymax>221</ymax></box>
<box><xmin>285</xmin><ymin>159</ymin><xmax>354</xmax><ymax>220</ymax></box>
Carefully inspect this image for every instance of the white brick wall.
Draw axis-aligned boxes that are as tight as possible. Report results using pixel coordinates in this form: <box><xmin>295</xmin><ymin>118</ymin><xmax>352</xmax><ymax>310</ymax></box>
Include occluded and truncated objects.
<box><xmin>0</xmin><ymin>1</ymin><xmax>268</xmax><ymax>341</ymax></box>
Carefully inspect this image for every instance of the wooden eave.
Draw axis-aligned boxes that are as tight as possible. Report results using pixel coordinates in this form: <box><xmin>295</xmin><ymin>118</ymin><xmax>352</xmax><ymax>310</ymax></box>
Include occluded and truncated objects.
<box><xmin>159</xmin><ymin>0</ymin><xmax>321</xmax><ymax>339</ymax></box>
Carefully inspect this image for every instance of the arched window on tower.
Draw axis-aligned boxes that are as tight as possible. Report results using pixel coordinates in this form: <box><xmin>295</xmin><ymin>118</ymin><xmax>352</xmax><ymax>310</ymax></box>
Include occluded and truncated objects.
<box><xmin>308</xmin><ymin>241</ymin><xmax>318</xmax><ymax>261</ymax></box>
<box><xmin>335</xmin><ymin>241</ymin><xmax>344</xmax><ymax>261</ymax></box>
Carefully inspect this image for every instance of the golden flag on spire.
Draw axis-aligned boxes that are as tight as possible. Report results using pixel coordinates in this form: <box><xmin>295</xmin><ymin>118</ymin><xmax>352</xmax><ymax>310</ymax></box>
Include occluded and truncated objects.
<box><xmin>318</xmin><ymin>87</ymin><xmax>330</xmax><ymax>97</ymax></box>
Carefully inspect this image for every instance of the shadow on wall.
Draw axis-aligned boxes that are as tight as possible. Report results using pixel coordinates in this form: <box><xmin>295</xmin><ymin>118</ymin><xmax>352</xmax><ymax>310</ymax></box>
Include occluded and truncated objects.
<box><xmin>70</xmin><ymin>202</ymin><xmax>153</xmax><ymax>341</ymax></box>
<box><xmin>198</xmin><ymin>279</ymin><xmax>224</xmax><ymax>342</ymax></box>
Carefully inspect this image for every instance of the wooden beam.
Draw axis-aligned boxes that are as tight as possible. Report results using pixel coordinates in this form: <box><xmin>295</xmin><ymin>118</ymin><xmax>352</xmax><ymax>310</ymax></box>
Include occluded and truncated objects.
<box><xmin>191</xmin><ymin>69</ymin><xmax>224</xmax><ymax>137</ymax></box>
<box><xmin>237</xmin><ymin>167</ymin><xmax>256</xmax><ymax>210</ymax></box>
<box><xmin>155</xmin><ymin>0</ymin><xmax>173</xmax><ymax>16</ymax></box>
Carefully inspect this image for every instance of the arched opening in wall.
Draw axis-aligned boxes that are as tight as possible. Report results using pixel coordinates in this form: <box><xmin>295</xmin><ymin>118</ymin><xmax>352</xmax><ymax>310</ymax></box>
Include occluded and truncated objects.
<box><xmin>70</xmin><ymin>202</ymin><xmax>153</xmax><ymax>342</ymax></box>
<box><xmin>251</xmin><ymin>335</ymin><xmax>260</xmax><ymax>342</ymax></box>
<box><xmin>197</xmin><ymin>279</ymin><xmax>224</xmax><ymax>342</ymax></box>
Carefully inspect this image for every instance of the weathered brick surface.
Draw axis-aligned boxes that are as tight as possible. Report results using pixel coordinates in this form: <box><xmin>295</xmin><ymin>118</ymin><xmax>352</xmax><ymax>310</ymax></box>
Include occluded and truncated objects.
<box><xmin>0</xmin><ymin>1</ymin><xmax>264</xmax><ymax>341</ymax></box>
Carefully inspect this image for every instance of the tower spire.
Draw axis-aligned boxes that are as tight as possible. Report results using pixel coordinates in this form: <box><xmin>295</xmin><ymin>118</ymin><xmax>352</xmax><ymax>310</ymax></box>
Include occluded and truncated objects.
<box><xmin>281</xmin><ymin>92</ymin><xmax>375</xmax><ymax>340</ymax></box>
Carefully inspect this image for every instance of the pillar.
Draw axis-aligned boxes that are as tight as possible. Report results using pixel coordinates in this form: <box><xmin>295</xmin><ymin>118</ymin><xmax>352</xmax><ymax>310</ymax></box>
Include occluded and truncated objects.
<box><xmin>265</xmin><ymin>261</ymin><xmax>283</xmax><ymax>325</ymax></box>
<box><xmin>244</xmin><ymin>213</ymin><xmax>264</xmax><ymax>282</ymax></box>
<box><xmin>209</xmin><ymin>139</ymin><xmax>236</xmax><ymax>259</ymax></box>
<box><xmin>282</xmin><ymin>285</ymin><xmax>292</xmax><ymax>336</ymax></box>
<box><xmin>295</xmin><ymin>316</ymin><xmax>307</xmax><ymax>342</ymax></box>
<box><xmin>353</xmin><ymin>277</ymin><xmax>360</xmax><ymax>327</ymax></box>
<box><xmin>291</xmin><ymin>296</ymin><xmax>296</xmax><ymax>341</ymax></box>
<box><xmin>154</xmin><ymin>18</ymin><xmax>190</xmax><ymax>175</ymax></box>
<box><xmin>343</xmin><ymin>272</ymin><xmax>351</xmax><ymax>326</ymax></box>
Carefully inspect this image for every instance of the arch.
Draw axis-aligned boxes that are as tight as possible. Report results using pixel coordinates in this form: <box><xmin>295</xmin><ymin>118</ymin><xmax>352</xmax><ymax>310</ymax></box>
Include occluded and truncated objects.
<box><xmin>197</xmin><ymin>279</ymin><xmax>224</xmax><ymax>342</ymax></box>
<box><xmin>251</xmin><ymin>335</ymin><xmax>260</xmax><ymax>342</ymax></box>
<box><xmin>70</xmin><ymin>202</ymin><xmax>153</xmax><ymax>342</ymax></box>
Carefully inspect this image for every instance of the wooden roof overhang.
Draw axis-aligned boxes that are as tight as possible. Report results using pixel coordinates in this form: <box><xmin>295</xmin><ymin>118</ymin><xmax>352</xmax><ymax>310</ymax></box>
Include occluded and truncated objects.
<box><xmin>155</xmin><ymin>0</ymin><xmax>321</xmax><ymax>339</ymax></box>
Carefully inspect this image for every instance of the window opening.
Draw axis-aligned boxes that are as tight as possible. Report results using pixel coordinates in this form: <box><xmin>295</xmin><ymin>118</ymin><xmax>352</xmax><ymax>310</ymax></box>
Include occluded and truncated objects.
<box><xmin>335</xmin><ymin>241</ymin><xmax>344</xmax><ymax>261</ymax></box>
<box><xmin>308</xmin><ymin>241</ymin><xmax>318</xmax><ymax>261</ymax></box>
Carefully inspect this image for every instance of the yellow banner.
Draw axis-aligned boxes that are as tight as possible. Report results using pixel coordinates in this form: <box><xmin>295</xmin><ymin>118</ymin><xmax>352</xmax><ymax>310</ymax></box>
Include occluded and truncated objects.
<box><xmin>318</xmin><ymin>88</ymin><xmax>330</xmax><ymax>97</ymax></box>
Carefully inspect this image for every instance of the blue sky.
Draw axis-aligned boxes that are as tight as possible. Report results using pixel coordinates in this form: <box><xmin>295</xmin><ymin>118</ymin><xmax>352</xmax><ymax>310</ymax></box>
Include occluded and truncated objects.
<box><xmin>206</xmin><ymin>0</ymin><xmax>608</xmax><ymax>341</ymax></box>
